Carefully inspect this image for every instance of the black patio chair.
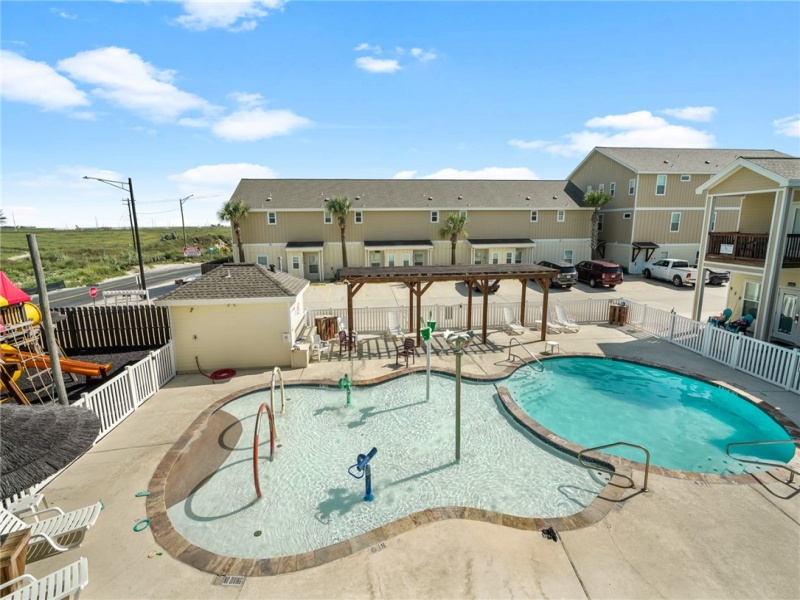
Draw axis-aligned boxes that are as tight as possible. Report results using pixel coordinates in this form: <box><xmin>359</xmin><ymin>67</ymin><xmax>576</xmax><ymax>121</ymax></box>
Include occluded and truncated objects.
<box><xmin>396</xmin><ymin>338</ymin><xmax>416</xmax><ymax>367</ymax></box>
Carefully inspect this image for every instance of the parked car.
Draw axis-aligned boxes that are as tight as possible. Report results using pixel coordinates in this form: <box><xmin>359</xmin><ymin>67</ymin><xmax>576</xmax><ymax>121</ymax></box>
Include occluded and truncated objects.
<box><xmin>642</xmin><ymin>259</ymin><xmax>698</xmax><ymax>287</ymax></box>
<box><xmin>702</xmin><ymin>267</ymin><xmax>730</xmax><ymax>286</ymax></box>
<box><xmin>472</xmin><ymin>280</ymin><xmax>500</xmax><ymax>294</ymax></box>
<box><xmin>575</xmin><ymin>260</ymin><xmax>623</xmax><ymax>288</ymax></box>
<box><xmin>174</xmin><ymin>274</ymin><xmax>200</xmax><ymax>286</ymax></box>
<box><xmin>536</xmin><ymin>260</ymin><xmax>578</xmax><ymax>288</ymax></box>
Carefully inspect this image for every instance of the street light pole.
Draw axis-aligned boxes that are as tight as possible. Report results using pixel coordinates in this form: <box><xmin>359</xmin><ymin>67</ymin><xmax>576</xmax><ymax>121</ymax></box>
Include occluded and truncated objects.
<box><xmin>84</xmin><ymin>175</ymin><xmax>146</xmax><ymax>290</ymax></box>
<box><xmin>179</xmin><ymin>195</ymin><xmax>193</xmax><ymax>249</ymax></box>
<box><xmin>123</xmin><ymin>198</ymin><xmax>136</xmax><ymax>250</ymax></box>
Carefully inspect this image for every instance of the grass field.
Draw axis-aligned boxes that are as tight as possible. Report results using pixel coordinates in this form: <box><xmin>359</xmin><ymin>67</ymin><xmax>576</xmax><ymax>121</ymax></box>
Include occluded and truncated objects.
<box><xmin>1</xmin><ymin>226</ymin><xmax>234</xmax><ymax>289</ymax></box>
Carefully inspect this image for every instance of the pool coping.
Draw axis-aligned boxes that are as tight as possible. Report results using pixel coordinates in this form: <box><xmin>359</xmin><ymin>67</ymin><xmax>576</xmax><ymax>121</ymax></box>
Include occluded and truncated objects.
<box><xmin>146</xmin><ymin>354</ymin><xmax>799</xmax><ymax>577</ymax></box>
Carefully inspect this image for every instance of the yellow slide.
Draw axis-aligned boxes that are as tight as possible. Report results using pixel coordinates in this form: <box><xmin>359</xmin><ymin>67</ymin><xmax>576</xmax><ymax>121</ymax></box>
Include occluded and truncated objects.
<box><xmin>1</xmin><ymin>344</ymin><xmax>111</xmax><ymax>379</ymax></box>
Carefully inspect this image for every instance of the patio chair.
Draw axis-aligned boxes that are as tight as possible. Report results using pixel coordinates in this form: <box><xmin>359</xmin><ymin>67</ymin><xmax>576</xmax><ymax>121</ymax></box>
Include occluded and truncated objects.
<box><xmin>553</xmin><ymin>305</ymin><xmax>580</xmax><ymax>333</ymax></box>
<box><xmin>502</xmin><ymin>307</ymin><xmax>525</xmax><ymax>335</ymax></box>
<box><xmin>336</xmin><ymin>330</ymin><xmax>357</xmax><ymax>357</ymax></box>
<box><xmin>708</xmin><ymin>308</ymin><xmax>732</xmax><ymax>328</ymax></box>
<box><xmin>310</xmin><ymin>334</ymin><xmax>331</xmax><ymax>362</ymax></box>
<box><xmin>386</xmin><ymin>312</ymin><xmax>405</xmax><ymax>342</ymax></box>
<box><xmin>725</xmin><ymin>313</ymin><xmax>754</xmax><ymax>334</ymax></box>
<box><xmin>532</xmin><ymin>316</ymin><xmax>564</xmax><ymax>334</ymax></box>
<box><xmin>0</xmin><ymin>556</ymin><xmax>89</xmax><ymax>600</ymax></box>
<box><xmin>18</xmin><ymin>501</ymin><xmax>102</xmax><ymax>562</ymax></box>
<box><xmin>396</xmin><ymin>338</ymin><xmax>416</xmax><ymax>367</ymax></box>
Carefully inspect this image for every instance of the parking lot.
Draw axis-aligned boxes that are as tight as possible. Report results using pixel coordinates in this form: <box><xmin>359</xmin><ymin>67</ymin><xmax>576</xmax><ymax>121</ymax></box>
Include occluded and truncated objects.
<box><xmin>304</xmin><ymin>274</ymin><xmax>729</xmax><ymax>320</ymax></box>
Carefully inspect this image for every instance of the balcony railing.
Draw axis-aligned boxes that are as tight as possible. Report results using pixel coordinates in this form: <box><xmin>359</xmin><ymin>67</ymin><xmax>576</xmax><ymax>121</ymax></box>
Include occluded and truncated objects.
<box><xmin>706</xmin><ymin>232</ymin><xmax>800</xmax><ymax>267</ymax></box>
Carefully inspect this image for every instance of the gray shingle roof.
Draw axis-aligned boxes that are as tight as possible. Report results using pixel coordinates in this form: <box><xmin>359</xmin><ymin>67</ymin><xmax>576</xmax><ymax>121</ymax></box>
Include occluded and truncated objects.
<box><xmin>742</xmin><ymin>157</ymin><xmax>800</xmax><ymax>181</ymax></box>
<box><xmin>156</xmin><ymin>264</ymin><xmax>308</xmax><ymax>304</ymax></box>
<box><xmin>596</xmin><ymin>147</ymin><xmax>793</xmax><ymax>173</ymax></box>
<box><xmin>230</xmin><ymin>179</ymin><xmax>585</xmax><ymax>211</ymax></box>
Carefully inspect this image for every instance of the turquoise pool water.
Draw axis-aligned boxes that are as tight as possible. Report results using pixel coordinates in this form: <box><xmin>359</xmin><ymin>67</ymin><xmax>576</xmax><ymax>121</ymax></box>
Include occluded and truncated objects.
<box><xmin>166</xmin><ymin>374</ymin><xmax>607</xmax><ymax>559</ymax></box>
<box><xmin>506</xmin><ymin>357</ymin><xmax>794</xmax><ymax>474</ymax></box>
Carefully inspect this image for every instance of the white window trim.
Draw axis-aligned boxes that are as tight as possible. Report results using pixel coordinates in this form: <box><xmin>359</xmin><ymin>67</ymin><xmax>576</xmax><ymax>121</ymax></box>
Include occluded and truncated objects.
<box><xmin>459</xmin><ymin>210</ymin><xmax>468</xmax><ymax>221</ymax></box>
<box><xmin>324</xmin><ymin>212</ymin><xmax>332</xmax><ymax>224</ymax></box>
<box><xmin>656</xmin><ymin>175</ymin><xmax>667</xmax><ymax>196</ymax></box>
<box><xmin>597</xmin><ymin>213</ymin><xmax>604</xmax><ymax>232</ymax></box>
<box><xmin>598</xmin><ymin>183</ymin><xmax>605</xmax><ymax>193</ymax></box>
<box><xmin>628</xmin><ymin>179</ymin><xmax>636</xmax><ymax>195</ymax></box>
<box><xmin>530</xmin><ymin>210</ymin><xmax>538</xmax><ymax>222</ymax></box>
<box><xmin>505</xmin><ymin>252</ymin><xmax>513</xmax><ymax>264</ymax></box>
<box><xmin>354</xmin><ymin>210</ymin><xmax>363</xmax><ymax>224</ymax></box>
<box><xmin>291</xmin><ymin>256</ymin><xmax>300</xmax><ymax>269</ymax></box>
<box><xmin>267</xmin><ymin>212</ymin><xmax>277</xmax><ymax>225</ymax></box>
<box><xmin>557</xmin><ymin>210</ymin><xmax>565</xmax><ymax>223</ymax></box>
<box><xmin>623</xmin><ymin>212</ymin><xmax>632</xmax><ymax>220</ymax></box>
<box><xmin>609</xmin><ymin>182</ymin><xmax>616</xmax><ymax>196</ymax></box>
<box><xmin>680</xmin><ymin>174</ymin><xmax>691</xmax><ymax>182</ymax></box>
<box><xmin>257</xmin><ymin>255</ymin><xmax>269</xmax><ymax>266</ymax></box>
<box><xmin>586</xmin><ymin>185</ymin><xmax>593</xmax><ymax>193</ymax></box>
<box><xmin>430</xmin><ymin>210</ymin><xmax>439</xmax><ymax>223</ymax></box>
<box><xmin>670</xmin><ymin>211</ymin><xmax>681</xmax><ymax>232</ymax></box>
<box><xmin>563</xmin><ymin>249</ymin><xmax>573</xmax><ymax>263</ymax></box>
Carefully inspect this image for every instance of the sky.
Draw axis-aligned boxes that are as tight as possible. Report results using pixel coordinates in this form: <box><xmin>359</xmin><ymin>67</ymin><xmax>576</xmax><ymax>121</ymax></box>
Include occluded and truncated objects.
<box><xmin>1</xmin><ymin>1</ymin><xmax>799</xmax><ymax>230</ymax></box>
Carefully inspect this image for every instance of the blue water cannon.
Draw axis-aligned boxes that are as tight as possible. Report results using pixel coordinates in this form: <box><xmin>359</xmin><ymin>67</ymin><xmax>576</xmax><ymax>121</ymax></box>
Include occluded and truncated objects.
<box><xmin>348</xmin><ymin>447</ymin><xmax>378</xmax><ymax>502</ymax></box>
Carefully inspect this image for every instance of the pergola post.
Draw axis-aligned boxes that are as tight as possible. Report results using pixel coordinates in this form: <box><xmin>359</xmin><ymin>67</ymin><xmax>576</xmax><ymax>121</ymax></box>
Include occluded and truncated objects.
<box><xmin>467</xmin><ymin>280</ymin><xmax>473</xmax><ymax>329</ymax></box>
<box><xmin>481</xmin><ymin>277</ymin><xmax>489</xmax><ymax>343</ymax></box>
<box><xmin>519</xmin><ymin>278</ymin><xmax>527</xmax><ymax>326</ymax></box>
<box><xmin>407</xmin><ymin>282</ymin><xmax>414</xmax><ymax>339</ymax></box>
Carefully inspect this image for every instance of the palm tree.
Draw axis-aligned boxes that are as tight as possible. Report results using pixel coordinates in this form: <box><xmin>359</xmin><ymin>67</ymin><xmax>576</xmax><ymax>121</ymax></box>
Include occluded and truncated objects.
<box><xmin>439</xmin><ymin>213</ymin><xmax>468</xmax><ymax>265</ymax></box>
<box><xmin>217</xmin><ymin>199</ymin><xmax>250</xmax><ymax>263</ymax></box>
<box><xmin>327</xmin><ymin>196</ymin><xmax>352</xmax><ymax>269</ymax></box>
<box><xmin>583</xmin><ymin>190</ymin><xmax>613</xmax><ymax>258</ymax></box>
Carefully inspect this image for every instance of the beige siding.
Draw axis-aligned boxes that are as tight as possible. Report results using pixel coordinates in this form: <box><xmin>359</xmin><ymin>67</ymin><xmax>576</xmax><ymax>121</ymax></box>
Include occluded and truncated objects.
<box><xmin>570</xmin><ymin>152</ymin><xmax>636</xmax><ymax>209</ymax></box>
<box><xmin>633</xmin><ymin>210</ymin><xmax>705</xmax><ymax>244</ymax></box>
<box><xmin>739</xmin><ymin>192</ymin><xmax>775</xmax><ymax>233</ymax></box>
<box><xmin>778</xmin><ymin>268</ymin><xmax>800</xmax><ymax>287</ymax></box>
<box><xmin>708</xmin><ymin>168</ymin><xmax>779</xmax><ymax>195</ymax></box>
<box><xmin>599</xmin><ymin>212</ymin><xmax>634</xmax><ymax>244</ymax></box>
<box><xmin>598</xmin><ymin>243</ymin><xmax>631</xmax><ymax>269</ymax></box>
<box><xmin>636</xmin><ymin>174</ymin><xmax>710</xmax><ymax>208</ymax></box>
<box><xmin>170</xmin><ymin>303</ymin><xmax>291</xmax><ymax>372</ymax></box>
<box><xmin>712</xmin><ymin>209</ymin><xmax>740</xmax><ymax>232</ymax></box>
<box><xmin>531</xmin><ymin>240</ymin><xmax>591</xmax><ymax>265</ymax></box>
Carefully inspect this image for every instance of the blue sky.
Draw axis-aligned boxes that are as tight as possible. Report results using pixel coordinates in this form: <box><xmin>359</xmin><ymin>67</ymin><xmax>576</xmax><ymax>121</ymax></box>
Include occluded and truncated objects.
<box><xmin>2</xmin><ymin>1</ymin><xmax>799</xmax><ymax>230</ymax></box>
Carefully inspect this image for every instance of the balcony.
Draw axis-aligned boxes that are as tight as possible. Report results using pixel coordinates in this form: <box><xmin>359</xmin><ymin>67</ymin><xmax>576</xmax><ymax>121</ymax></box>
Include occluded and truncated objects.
<box><xmin>706</xmin><ymin>232</ymin><xmax>800</xmax><ymax>267</ymax></box>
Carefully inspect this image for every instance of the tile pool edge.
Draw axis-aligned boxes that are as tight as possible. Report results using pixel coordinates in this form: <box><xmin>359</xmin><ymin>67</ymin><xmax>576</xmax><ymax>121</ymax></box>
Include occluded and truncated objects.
<box><xmin>145</xmin><ymin>374</ymin><xmax>629</xmax><ymax>577</ymax></box>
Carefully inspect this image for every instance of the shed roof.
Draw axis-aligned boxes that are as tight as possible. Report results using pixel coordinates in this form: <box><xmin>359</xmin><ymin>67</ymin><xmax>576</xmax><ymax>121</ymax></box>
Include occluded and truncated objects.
<box><xmin>593</xmin><ymin>147</ymin><xmax>792</xmax><ymax>174</ymax></box>
<box><xmin>156</xmin><ymin>264</ymin><xmax>308</xmax><ymax>304</ymax></box>
<box><xmin>230</xmin><ymin>179</ymin><xmax>585</xmax><ymax>211</ymax></box>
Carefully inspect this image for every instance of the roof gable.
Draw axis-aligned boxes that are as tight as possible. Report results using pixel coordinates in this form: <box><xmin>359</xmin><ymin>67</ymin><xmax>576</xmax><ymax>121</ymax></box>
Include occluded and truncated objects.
<box><xmin>593</xmin><ymin>147</ymin><xmax>792</xmax><ymax>174</ymax></box>
<box><xmin>697</xmin><ymin>157</ymin><xmax>800</xmax><ymax>194</ymax></box>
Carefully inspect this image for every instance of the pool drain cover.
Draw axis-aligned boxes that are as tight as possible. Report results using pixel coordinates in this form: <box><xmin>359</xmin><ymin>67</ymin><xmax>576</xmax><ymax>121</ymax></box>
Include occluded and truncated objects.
<box><xmin>218</xmin><ymin>576</ymin><xmax>246</xmax><ymax>587</ymax></box>
<box><xmin>254</xmin><ymin>530</ymin><xmax>262</xmax><ymax>537</ymax></box>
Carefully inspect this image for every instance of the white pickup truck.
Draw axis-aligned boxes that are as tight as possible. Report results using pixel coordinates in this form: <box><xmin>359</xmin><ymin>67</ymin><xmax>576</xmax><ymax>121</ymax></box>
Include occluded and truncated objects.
<box><xmin>642</xmin><ymin>259</ymin><xmax>699</xmax><ymax>287</ymax></box>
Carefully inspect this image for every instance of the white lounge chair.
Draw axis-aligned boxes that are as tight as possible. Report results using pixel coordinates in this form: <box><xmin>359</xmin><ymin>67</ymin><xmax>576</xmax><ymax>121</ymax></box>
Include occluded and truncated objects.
<box><xmin>553</xmin><ymin>305</ymin><xmax>580</xmax><ymax>333</ymax></box>
<box><xmin>310</xmin><ymin>334</ymin><xmax>331</xmax><ymax>361</ymax></box>
<box><xmin>532</xmin><ymin>314</ymin><xmax>564</xmax><ymax>334</ymax></box>
<box><xmin>0</xmin><ymin>556</ymin><xmax>88</xmax><ymax>600</ymax></box>
<box><xmin>13</xmin><ymin>501</ymin><xmax>103</xmax><ymax>561</ymax></box>
<box><xmin>502</xmin><ymin>308</ymin><xmax>526</xmax><ymax>335</ymax></box>
<box><xmin>386</xmin><ymin>312</ymin><xmax>405</xmax><ymax>342</ymax></box>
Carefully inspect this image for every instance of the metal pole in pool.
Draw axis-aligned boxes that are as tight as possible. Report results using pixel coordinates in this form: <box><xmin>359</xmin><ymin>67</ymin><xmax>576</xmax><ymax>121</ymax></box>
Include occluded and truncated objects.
<box><xmin>455</xmin><ymin>349</ymin><xmax>462</xmax><ymax>462</ymax></box>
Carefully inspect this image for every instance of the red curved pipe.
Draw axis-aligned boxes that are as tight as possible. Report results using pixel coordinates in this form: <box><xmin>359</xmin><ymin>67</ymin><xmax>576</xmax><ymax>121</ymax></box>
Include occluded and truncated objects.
<box><xmin>253</xmin><ymin>402</ymin><xmax>275</xmax><ymax>499</ymax></box>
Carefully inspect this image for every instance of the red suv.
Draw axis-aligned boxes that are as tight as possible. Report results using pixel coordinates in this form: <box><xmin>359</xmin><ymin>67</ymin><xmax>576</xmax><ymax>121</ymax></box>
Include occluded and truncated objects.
<box><xmin>575</xmin><ymin>260</ymin><xmax>623</xmax><ymax>288</ymax></box>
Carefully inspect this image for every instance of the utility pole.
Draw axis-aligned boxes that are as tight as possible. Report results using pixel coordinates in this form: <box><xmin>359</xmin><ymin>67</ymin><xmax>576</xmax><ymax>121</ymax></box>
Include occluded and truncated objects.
<box><xmin>123</xmin><ymin>198</ymin><xmax>136</xmax><ymax>250</ymax></box>
<box><xmin>179</xmin><ymin>195</ymin><xmax>193</xmax><ymax>249</ymax></box>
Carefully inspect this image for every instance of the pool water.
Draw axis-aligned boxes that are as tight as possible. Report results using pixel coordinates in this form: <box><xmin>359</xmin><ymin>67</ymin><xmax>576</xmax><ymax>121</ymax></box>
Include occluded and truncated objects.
<box><xmin>506</xmin><ymin>357</ymin><xmax>794</xmax><ymax>474</ymax></box>
<box><xmin>166</xmin><ymin>374</ymin><xmax>607</xmax><ymax>559</ymax></box>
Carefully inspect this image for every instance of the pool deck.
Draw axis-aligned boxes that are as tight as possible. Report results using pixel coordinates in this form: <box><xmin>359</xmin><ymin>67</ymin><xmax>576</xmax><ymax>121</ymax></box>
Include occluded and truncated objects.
<box><xmin>23</xmin><ymin>324</ymin><xmax>800</xmax><ymax>599</ymax></box>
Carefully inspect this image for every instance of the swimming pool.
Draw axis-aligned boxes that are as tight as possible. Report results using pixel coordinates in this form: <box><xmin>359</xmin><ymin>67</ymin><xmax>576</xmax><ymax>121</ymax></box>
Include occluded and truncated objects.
<box><xmin>505</xmin><ymin>356</ymin><xmax>795</xmax><ymax>474</ymax></box>
<box><xmin>163</xmin><ymin>374</ymin><xmax>608</xmax><ymax>559</ymax></box>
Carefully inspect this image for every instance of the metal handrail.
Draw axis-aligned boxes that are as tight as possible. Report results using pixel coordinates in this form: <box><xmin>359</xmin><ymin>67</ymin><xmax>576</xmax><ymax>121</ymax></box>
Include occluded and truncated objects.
<box><xmin>725</xmin><ymin>439</ymin><xmax>800</xmax><ymax>483</ymax></box>
<box><xmin>507</xmin><ymin>338</ymin><xmax>544</xmax><ymax>373</ymax></box>
<box><xmin>578</xmin><ymin>442</ymin><xmax>651</xmax><ymax>491</ymax></box>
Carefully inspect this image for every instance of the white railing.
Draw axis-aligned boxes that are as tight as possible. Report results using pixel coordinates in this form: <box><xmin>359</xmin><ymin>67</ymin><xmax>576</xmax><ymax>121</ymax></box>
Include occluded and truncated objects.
<box><xmin>310</xmin><ymin>299</ymin><xmax>800</xmax><ymax>394</ymax></box>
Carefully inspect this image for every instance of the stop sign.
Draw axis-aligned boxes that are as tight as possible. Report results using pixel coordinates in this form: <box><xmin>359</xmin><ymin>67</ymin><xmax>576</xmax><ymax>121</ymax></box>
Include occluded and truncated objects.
<box><xmin>89</xmin><ymin>286</ymin><xmax>98</xmax><ymax>298</ymax></box>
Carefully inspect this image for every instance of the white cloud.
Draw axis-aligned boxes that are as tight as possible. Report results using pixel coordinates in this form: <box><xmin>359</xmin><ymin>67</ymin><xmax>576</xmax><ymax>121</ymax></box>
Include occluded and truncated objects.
<box><xmin>211</xmin><ymin>108</ymin><xmax>312</xmax><ymax>141</ymax></box>
<box><xmin>515</xmin><ymin>110</ymin><xmax>715</xmax><ymax>157</ymax></box>
<box><xmin>57</xmin><ymin>47</ymin><xmax>218</xmax><ymax>122</ymax></box>
<box><xmin>398</xmin><ymin>167</ymin><xmax>539</xmax><ymax>180</ymax></box>
<box><xmin>354</xmin><ymin>43</ymin><xmax>382</xmax><ymax>53</ymax></box>
<box><xmin>169</xmin><ymin>163</ymin><xmax>277</xmax><ymax>195</ymax></box>
<box><xmin>355</xmin><ymin>56</ymin><xmax>401</xmax><ymax>74</ymax></box>
<box><xmin>410</xmin><ymin>48</ymin><xmax>437</xmax><ymax>62</ymax></box>
<box><xmin>661</xmin><ymin>106</ymin><xmax>717</xmax><ymax>122</ymax></box>
<box><xmin>175</xmin><ymin>1</ymin><xmax>284</xmax><ymax>32</ymax></box>
<box><xmin>0</xmin><ymin>50</ymin><xmax>90</xmax><ymax>112</ymax></box>
<box><xmin>18</xmin><ymin>165</ymin><xmax>123</xmax><ymax>190</ymax></box>
<box><xmin>230</xmin><ymin>91</ymin><xmax>265</xmax><ymax>109</ymax></box>
<box><xmin>774</xmin><ymin>114</ymin><xmax>800</xmax><ymax>137</ymax></box>
<box><xmin>393</xmin><ymin>170</ymin><xmax>417</xmax><ymax>179</ymax></box>
<box><xmin>51</xmin><ymin>8</ymin><xmax>78</xmax><ymax>20</ymax></box>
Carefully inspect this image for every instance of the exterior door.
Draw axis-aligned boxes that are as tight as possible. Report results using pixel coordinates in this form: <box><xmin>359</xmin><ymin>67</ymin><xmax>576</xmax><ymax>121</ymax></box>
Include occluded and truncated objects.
<box><xmin>771</xmin><ymin>287</ymin><xmax>800</xmax><ymax>345</ymax></box>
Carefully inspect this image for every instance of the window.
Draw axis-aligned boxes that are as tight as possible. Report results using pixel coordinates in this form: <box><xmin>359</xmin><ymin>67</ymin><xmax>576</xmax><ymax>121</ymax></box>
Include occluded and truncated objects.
<box><xmin>414</xmin><ymin>252</ymin><xmax>424</xmax><ymax>266</ymax></box>
<box><xmin>609</xmin><ymin>182</ymin><xmax>616</xmax><ymax>196</ymax></box>
<box><xmin>324</xmin><ymin>212</ymin><xmax>332</xmax><ymax>224</ymax></box>
<box><xmin>709</xmin><ymin>211</ymin><xmax>717</xmax><ymax>232</ymax></box>
<box><xmin>670</xmin><ymin>212</ymin><xmax>681</xmax><ymax>232</ymax></box>
<box><xmin>563</xmin><ymin>249</ymin><xmax>573</xmax><ymax>263</ymax></box>
<box><xmin>354</xmin><ymin>211</ymin><xmax>363</xmax><ymax>224</ymax></box>
<box><xmin>660</xmin><ymin>251</ymin><xmax>669</xmax><ymax>260</ymax></box>
<box><xmin>530</xmin><ymin>210</ymin><xmax>538</xmax><ymax>222</ymax></box>
<box><xmin>680</xmin><ymin>174</ymin><xmax>691</xmax><ymax>182</ymax></box>
<box><xmin>628</xmin><ymin>179</ymin><xmax>636</xmax><ymax>195</ymax></box>
<box><xmin>308</xmin><ymin>254</ymin><xmax>319</xmax><ymax>274</ymax></box>
<box><xmin>743</xmin><ymin>281</ymin><xmax>762</xmax><ymax>319</ymax></box>
<box><xmin>267</xmin><ymin>212</ymin><xmax>277</xmax><ymax>225</ymax></box>
<box><xmin>623</xmin><ymin>212</ymin><xmax>632</xmax><ymax>220</ymax></box>
<box><xmin>656</xmin><ymin>175</ymin><xmax>667</xmax><ymax>195</ymax></box>
<box><xmin>514</xmin><ymin>250</ymin><xmax>523</xmax><ymax>264</ymax></box>
<box><xmin>292</xmin><ymin>256</ymin><xmax>300</xmax><ymax>270</ymax></box>
<box><xmin>430</xmin><ymin>210</ymin><xmax>439</xmax><ymax>223</ymax></box>
<box><xmin>387</xmin><ymin>254</ymin><xmax>395</xmax><ymax>267</ymax></box>
<box><xmin>370</xmin><ymin>252</ymin><xmax>381</xmax><ymax>268</ymax></box>
<box><xmin>491</xmin><ymin>252</ymin><xmax>499</xmax><ymax>264</ymax></box>
<box><xmin>586</xmin><ymin>185</ymin><xmax>593</xmax><ymax>193</ymax></box>
<box><xmin>257</xmin><ymin>255</ymin><xmax>268</xmax><ymax>266</ymax></box>
<box><xmin>597</xmin><ymin>213</ymin><xmax>604</xmax><ymax>232</ymax></box>
<box><xmin>402</xmin><ymin>253</ymin><xmax>410</xmax><ymax>267</ymax></box>
<box><xmin>474</xmin><ymin>251</ymin><xmax>483</xmax><ymax>265</ymax></box>
<box><xmin>598</xmin><ymin>184</ymin><xmax>605</xmax><ymax>193</ymax></box>
<box><xmin>557</xmin><ymin>210</ymin><xmax>565</xmax><ymax>222</ymax></box>
<box><xmin>459</xmin><ymin>210</ymin><xmax>468</xmax><ymax>221</ymax></box>
<box><xmin>505</xmin><ymin>252</ymin><xmax>513</xmax><ymax>264</ymax></box>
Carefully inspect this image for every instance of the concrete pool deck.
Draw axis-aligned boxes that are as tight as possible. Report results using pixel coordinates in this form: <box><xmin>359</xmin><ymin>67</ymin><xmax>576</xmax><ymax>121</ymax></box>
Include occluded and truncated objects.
<box><xmin>22</xmin><ymin>324</ymin><xmax>800</xmax><ymax>599</ymax></box>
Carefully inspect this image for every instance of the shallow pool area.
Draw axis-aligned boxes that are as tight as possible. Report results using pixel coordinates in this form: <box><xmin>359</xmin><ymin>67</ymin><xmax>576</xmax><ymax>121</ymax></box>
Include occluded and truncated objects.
<box><xmin>165</xmin><ymin>373</ymin><xmax>608</xmax><ymax>559</ymax></box>
<box><xmin>506</xmin><ymin>357</ymin><xmax>794</xmax><ymax>474</ymax></box>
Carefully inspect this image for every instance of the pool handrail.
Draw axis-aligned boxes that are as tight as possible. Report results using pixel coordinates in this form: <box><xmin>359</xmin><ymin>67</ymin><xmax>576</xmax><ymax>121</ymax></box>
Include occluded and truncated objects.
<box><xmin>253</xmin><ymin>402</ymin><xmax>276</xmax><ymax>499</ymax></box>
<box><xmin>725</xmin><ymin>439</ymin><xmax>800</xmax><ymax>484</ymax></box>
<box><xmin>507</xmin><ymin>338</ymin><xmax>544</xmax><ymax>373</ymax></box>
<box><xmin>270</xmin><ymin>366</ymin><xmax>286</xmax><ymax>420</ymax></box>
<box><xmin>577</xmin><ymin>442</ymin><xmax>651</xmax><ymax>492</ymax></box>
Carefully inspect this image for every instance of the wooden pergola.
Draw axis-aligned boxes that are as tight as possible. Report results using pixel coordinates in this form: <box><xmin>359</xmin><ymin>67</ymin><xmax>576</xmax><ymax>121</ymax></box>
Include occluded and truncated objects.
<box><xmin>338</xmin><ymin>264</ymin><xmax>557</xmax><ymax>348</ymax></box>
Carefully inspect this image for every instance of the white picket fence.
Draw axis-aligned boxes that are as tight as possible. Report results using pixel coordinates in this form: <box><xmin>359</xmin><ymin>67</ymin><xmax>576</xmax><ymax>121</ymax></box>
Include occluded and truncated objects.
<box><xmin>309</xmin><ymin>298</ymin><xmax>800</xmax><ymax>394</ymax></box>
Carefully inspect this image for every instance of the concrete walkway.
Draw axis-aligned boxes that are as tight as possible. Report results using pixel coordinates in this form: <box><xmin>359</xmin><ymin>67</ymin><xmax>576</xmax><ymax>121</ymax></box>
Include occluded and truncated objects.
<box><xmin>23</xmin><ymin>325</ymin><xmax>800</xmax><ymax>599</ymax></box>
